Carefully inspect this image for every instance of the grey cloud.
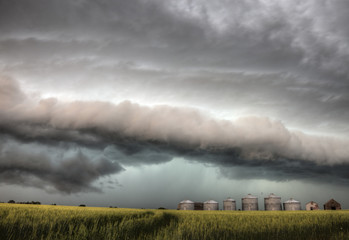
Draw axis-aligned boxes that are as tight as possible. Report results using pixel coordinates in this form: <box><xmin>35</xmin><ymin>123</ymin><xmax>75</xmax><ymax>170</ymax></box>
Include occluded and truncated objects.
<box><xmin>0</xmin><ymin>139</ymin><xmax>124</xmax><ymax>193</ymax></box>
<box><xmin>0</xmin><ymin>0</ymin><xmax>312</xmax><ymax>68</ymax></box>
<box><xmin>0</xmin><ymin>75</ymin><xmax>25</xmax><ymax>109</ymax></box>
<box><xmin>0</xmin><ymin>38</ymin><xmax>100</xmax><ymax>62</ymax></box>
<box><xmin>5</xmin><ymin>65</ymin><xmax>349</xmax><ymax>137</ymax></box>
<box><xmin>1</xmin><ymin>77</ymin><xmax>349</xmax><ymax>166</ymax></box>
<box><xmin>218</xmin><ymin>159</ymin><xmax>349</xmax><ymax>186</ymax></box>
<box><xmin>1</xmin><ymin>77</ymin><xmax>349</xmax><ymax>187</ymax></box>
<box><xmin>1</xmin><ymin>0</ymin><xmax>348</xmax><ymax>85</ymax></box>
<box><xmin>103</xmin><ymin>143</ymin><xmax>173</xmax><ymax>166</ymax></box>
<box><xmin>1</xmin><ymin>0</ymin><xmax>348</xmax><ymax>115</ymax></box>
<box><xmin>1</xmin><ymin>0</ymin><xmax>349</xmax><ymax>192</ymax></box>
<box><xmin>106</xmin><ymin>142</ymin><xmax>349</xmax><ymax>186</ymax></box>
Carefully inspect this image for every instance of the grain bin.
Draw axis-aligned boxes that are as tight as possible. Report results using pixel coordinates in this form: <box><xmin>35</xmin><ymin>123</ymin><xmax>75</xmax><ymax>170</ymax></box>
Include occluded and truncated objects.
<box><xmin>179</xmin><ymin>200</ymin><xmax>194</xmax><ymax>210</ymax></box>
<box><xmin>223</xmin><ymin>198</ymin><xmax>236</xmax><ymax>210</ymax></box>
<box><xmin>204</xmin><ymin>200</ymin><xmax>219</xmax><ymax>210</ymax></box>
<box><xmin>242</xmin><ymin>194</ymin><xmax>258</xmax><ymax>211</ymax></box>
<box><xmin>264</xmin><ymin>193</ymin><xmax>282</xmax><ymax>211</ymax></box>
<box><xmin>283</xmin><ymin>198</ymin><xmax>301</xmax><ymax>211</ymax></box>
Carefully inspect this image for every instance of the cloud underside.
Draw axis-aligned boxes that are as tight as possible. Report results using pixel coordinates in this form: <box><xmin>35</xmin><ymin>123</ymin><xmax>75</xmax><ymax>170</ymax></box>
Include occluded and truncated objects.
<box><xmin>1</xmin><ymin>0</ymin><xmax>349</xmax><ymax>78</ymax></box>
<box><xmin>0</xmin><ymin>146</ymin><xmax>124</xmax><ymax>194</ymax></box>
<box><xmin>1</xmin><ymin>0</ymin><xmax>349</xmax><ymax>193</ymax></box>
<box><xmin>1</xmin><ymin>76</ymin><xmax>349</xmax><ymax>193</ymax></box>
<box><xmin>1</xmin><ymin>0</ymin><xmax>349</xmax><ymax>139</ymax></box>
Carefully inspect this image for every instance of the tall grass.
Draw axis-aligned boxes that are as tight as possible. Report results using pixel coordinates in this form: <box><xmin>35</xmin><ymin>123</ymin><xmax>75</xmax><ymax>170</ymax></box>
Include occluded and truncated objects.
<box><xmin>0</xmin><ymin>203</ymin><xmax>348</xmax><ymax>240</ymax></box>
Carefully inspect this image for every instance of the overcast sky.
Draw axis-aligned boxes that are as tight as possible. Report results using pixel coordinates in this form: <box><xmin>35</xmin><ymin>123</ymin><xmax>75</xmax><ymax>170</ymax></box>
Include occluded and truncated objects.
<box><xmin>1</xmin><ymin>0</ymin><xmax>349</xmax><ymax>209</ymax></box>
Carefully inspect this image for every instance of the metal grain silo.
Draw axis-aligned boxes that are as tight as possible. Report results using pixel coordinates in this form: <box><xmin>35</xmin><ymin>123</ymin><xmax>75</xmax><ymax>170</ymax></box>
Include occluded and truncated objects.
<box><xmin>264</xmin><ymin>193</ymin><xmax>282</xmax><ymax>211</ymax></box>
<box><xmin>204</xmin><ymin>200</ymin><xmax>219</xmax><ymax>210</ymax></box>
<box><xmin>179</xmin><ymin>200</ymin><xmax>194</xmax><ymax>210</ymax></box>
<box><xmin>242</xmin><ymin>194</ymin><xmax>258</xmax><ymax>211</ymax></box>
<box><xmin>283</xmin><ymin>198</ymin><xmax>301</xmax><ymax>211</ymax></box>
<box><xmin>223</xmin><ymin>198</ymin><xmax>236</xmax><ymax>210</ymax></box>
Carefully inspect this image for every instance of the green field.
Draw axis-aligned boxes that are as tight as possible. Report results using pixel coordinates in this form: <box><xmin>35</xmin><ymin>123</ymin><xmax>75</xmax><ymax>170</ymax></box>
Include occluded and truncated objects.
<box><xmin>0</xmin><ymin>203</ymin><xmax>348</xmax><ymax>240</ymax></box>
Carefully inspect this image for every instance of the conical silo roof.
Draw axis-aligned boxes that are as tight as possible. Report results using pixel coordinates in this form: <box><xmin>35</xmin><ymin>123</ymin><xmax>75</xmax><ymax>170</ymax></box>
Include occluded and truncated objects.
<box><xmin>284</xmin><ymin>198</ymin><xmax>300</xmax><ymax>203</ymax></box>
<box><xmin>243</xmin><ymin>194</ymin><xmax>257</xmax><ymax>199</ymax></box>
<box><xmin>267</xmin><ymin>193</ymin><xmax>281</xmax><ymax>198</ymax></box>
<box><xmin>224</xmin><ymin>198</ymin><xmax>235</xmax><ymax>202</ymax></box>
<box><xmin>180</xmin><ymin>200</ymin><xmax>194</xmax><ymax>204</ymax></box>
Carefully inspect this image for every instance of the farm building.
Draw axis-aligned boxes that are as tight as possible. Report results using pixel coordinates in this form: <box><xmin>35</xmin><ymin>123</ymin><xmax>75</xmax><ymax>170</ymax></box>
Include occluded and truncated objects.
<box><xmin>194</xmin><ymin>202</ymin><xmax>204</xmax><ymax>210</ymax></box>
<box><xmin>242</xmin><ymin>194</ymin><xmax>258</xmax><ymax>211</ymax></box>
<box><xmin>283</xmin><ymin>198</ymin><xmax>301</xmax><ymax>210</ymax></box>
<box><xmin>223</xmin><ymin>198</ymin><xmax>236</xmax><ymax>210</ymax></box>
<box><xmin>306</xmin><ymin>201</ymin><xmax>319</xmax><ymax>210</ymax></box>
<box><xmin>203</xmin><ymin>200</ymin><xmax>219</xmax><ymax>210</ymax></box>
<box><xmin>323</xmin><ymin>199</ymin><xmax>341</xmax><ymax>210</ymax></box>
<box><xmin>178</xmin><ymin>200</ymin><xmax>194</xmax><ymax>210</ymax></box>
<box><xmin>264</xmin><ymin>193</ymin><xmax>282</xmax><ymax>211</ymax></box>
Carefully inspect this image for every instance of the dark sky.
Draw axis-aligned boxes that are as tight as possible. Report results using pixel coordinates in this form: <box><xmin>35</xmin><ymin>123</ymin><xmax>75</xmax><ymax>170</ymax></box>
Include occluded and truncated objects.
<box><xmin>1</xmin><ymin>0</ymin><xmax>349</xmax><ymax>209</ymax></box>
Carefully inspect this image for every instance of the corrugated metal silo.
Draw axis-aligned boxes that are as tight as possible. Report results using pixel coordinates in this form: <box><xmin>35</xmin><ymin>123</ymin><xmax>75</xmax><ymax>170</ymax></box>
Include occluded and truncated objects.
<box><xmin>179</xmin><ymin>200</ymin><xmax>195</xmax><ymax>210</ymax></box>
<box><xmin>204</xmin><ymin>200</ymin><xmax>219</xmax><ymax>210</ymax></box>
<box><xmin>242</xmin><ymin>194</ymin><xmax>258</xmax><ymax>211</ymax></box>
<box><xmin>264</xmin><ymin>193</ymin><xmax>282</xmax><ymax>211</ymax></box>
<box><xmin>223</xmin><ymin>198</ymin><xmax>236</xmax><ymax>210</ymax></box>
<box><xmin>283</xmin><ymin>198</ymin><xmax>301</xmax><ymax>211</ymax></box>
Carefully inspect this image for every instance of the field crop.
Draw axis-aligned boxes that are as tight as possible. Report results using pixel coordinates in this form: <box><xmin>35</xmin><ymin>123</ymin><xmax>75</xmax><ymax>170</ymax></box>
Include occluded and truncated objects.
<box><xmin>0</xmin><ymin>203</ymin><xmax>348</xmax><ymax>240</ymax></box>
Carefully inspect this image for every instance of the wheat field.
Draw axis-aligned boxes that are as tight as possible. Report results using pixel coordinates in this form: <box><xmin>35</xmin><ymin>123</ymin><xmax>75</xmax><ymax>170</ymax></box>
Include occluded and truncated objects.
<box><xmin>0</xmin><ymin>203</ymin><xmax>348</xmax><ymax>240</ymax></box>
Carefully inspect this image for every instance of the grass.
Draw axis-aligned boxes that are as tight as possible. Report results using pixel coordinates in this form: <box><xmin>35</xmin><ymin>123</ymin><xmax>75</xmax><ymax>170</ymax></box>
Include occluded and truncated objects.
<box><xmin>0</xmin><ymin>203</ymin><xmax>348</xmax><ymax>239</ymax></box>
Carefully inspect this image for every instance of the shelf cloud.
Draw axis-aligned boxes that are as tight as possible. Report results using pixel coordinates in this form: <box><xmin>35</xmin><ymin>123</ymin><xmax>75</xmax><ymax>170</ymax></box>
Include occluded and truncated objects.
<box><xmin>1</xmin><ymin>76</ymin><xmax>349</xmax><ymax>192</ymax></box>
<box><xmin>1</xmin><ymin>0</ymin><xmax>349</xmax><ymax>207</ymax></box>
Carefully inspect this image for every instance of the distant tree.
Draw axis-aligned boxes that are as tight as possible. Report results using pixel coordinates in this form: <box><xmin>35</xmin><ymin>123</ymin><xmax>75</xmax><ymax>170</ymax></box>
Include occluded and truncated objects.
<box><xmin>158</xmin><ymin>207</ymin><xmax>166</xmax><ymax>210</ymax></box>
<box><xmin>8</xmin><ymin>200</ymin><xmax>15</xmax><ymax>204</ymax></box>
<box><xmin>79</xmin><ymin>204</ymin><xmax>86</xmax><ymax>207</ymax></box>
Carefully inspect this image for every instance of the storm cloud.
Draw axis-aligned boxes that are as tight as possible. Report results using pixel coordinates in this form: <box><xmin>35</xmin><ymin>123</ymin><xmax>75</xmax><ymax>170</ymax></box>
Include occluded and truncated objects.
<box><xmin>0</xmin><ymin>0</ymin><xmax>349</xmax><ymax>206</ymax></box>
<box><xmin>0</xmin><ymin>139</ymin><xmax>124</xmax><ymax>193</ymax></box>
<box><xmin>1</xmin><ymin>0</ymin><xmax>349</xmax><ymax>138</ymax></box>
<box><xmin>1</xmin><ymin>76</ymin><xmax>349</xmax><ymax>191</ymax></box>
<box><xmin>1</xmin><ymin>0</ymin><xmax>348</xmax><ymax>75</ymax></box>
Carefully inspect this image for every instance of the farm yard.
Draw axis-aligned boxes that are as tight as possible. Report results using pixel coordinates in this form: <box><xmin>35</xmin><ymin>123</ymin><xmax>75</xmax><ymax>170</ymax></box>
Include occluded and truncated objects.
<box><xmin>0</xmin><ymin>203</ymin><xmax>348</xmax><ymax>240</ymax></box>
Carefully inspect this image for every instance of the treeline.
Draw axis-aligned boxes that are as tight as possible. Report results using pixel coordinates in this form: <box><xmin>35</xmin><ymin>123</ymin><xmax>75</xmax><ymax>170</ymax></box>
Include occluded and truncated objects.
<box><xmin>7</xmin><ymin>200</ymin><xmax>41</xmax><ymax>205</ymax></box>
